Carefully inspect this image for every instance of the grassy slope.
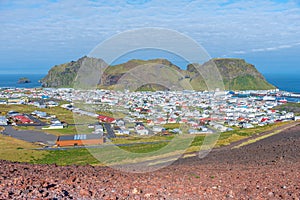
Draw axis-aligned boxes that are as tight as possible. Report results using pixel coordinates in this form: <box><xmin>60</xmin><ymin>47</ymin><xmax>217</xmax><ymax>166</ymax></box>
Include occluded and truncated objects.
<box><xmin>275</xmin><ymin>103</ymin><xmax>300</xmax><ymax>116</ymax></box>
<box><xmin>0</xmin><ymin>133</ymin><xmax>47</xmax><ymax>162</ymax></box>
<box><xmin>0</xmin><ymin>112</ymin><xmax>292</xmax><ymax>166</ymax></box>
<box><xmin>32</xmin><ymin>122</ymin><xmax>293</xmax><ymax>166</ymax></box>
<box><xmin>226</xmin><ymin>75</ymin><xmax>275</xmax><ymax>90</ymax></box>
<box><xmin>0</xmin><ymin>104</ymin><xmax>77</xmax><ymax>124</ymax></box>
<box><xmin>42</xmin><ymin>57</ymin><xmax>275</xmax><ymax>91</ymax></box>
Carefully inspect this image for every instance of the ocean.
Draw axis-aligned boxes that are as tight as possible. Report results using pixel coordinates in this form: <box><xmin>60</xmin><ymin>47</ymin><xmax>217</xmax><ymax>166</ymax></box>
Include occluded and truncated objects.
<box><xmin>0</xmin><ymin>74</ymin><xmax>45</xmax><ymax>88</ymax></box>
<box><xmin>0</xmin><ymin>73</ymin><xmax>299</xmax><ymax>93</ymax></box>
<box><xmin>264</xmin><ymin>73</ymin><xmax>300</xmax><ymax>93</ymax></box>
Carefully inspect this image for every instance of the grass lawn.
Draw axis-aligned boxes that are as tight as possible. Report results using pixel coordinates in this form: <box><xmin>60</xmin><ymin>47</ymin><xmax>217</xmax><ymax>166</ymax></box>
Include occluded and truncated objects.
<box><xmin>183</xmin><ymin>121</ymin><xmax>294</xmax><ymax>153</ymax></box>
<box><xmin>34</xmin><ymin>135</ymin><xmax>195</xmax><ymax>166</ymax></box>
<box><xmin>40</xmin><ymin>106</ymin><xmax>75</xmax><ymax>124</ymax></box>
<box><xmin>0</xmin><ymin>104</ymin><xmax>76</xmax><ymax>124</ymax></box>
<box><xmin>163</xmin><ymin>123</ymin><xmax>180</xmax><ymax>130</ymax></box>
<box><xmin>0</xmin><ymin>104</ymin><xmax>38</xmax><ymax>114</ymax></box>
<box><xmin>12</xmin><ymin>126</ymin><xmax>37</xmax><ymax>131</ymax></box>
<box><xmin>0</xmin><ymin>121</ymin><xmax>295</xmax><ymax>166</ymax></box>
<box><xmin>33</xmin><ymin>148</ymin><xmax>101</xmax><ymax>166</ymax></box>
<box><xmin>110</xmin><ymin>135</ymin><xmax>174</xmax><ymax>144</ymax></box>
<box><xmin>0</xmin><ymin>133</ymin><xmax>47</xmax><ymax>162</ymax></box>
<box><xmin>0</xmin><ymin>104</ymin><xmax>98</xmax><ymax>125</ymax></box>
<box><xmin>215</xmin><ymin>121</ymin><xmax>293</xmax><ymax>147</ymax></box>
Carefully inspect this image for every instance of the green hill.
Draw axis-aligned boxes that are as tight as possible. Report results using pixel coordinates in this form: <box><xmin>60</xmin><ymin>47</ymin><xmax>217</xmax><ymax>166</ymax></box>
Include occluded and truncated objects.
<box><xmin>40</xmin><ymin>56</ymin><xmax>276</xmax><ymax>91</ymax></box>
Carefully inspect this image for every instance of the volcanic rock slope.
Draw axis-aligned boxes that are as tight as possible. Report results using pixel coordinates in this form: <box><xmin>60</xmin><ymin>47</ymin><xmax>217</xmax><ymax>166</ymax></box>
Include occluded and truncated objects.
<box><xmin>1</xmin><ymin>124</ymin><xmax>300</xmax><ymax>199</ymax></box>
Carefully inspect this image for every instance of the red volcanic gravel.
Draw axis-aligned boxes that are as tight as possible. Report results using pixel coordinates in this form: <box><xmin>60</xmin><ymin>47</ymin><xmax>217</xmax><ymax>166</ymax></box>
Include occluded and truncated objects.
<box><xmin>1</xmin><ymin>125</ymin><xmax>300</xmax><ymax>199</ymax></box>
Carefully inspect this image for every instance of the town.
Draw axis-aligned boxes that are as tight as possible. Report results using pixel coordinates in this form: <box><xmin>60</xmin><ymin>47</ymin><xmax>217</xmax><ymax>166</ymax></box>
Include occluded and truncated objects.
<box><xmin>0</xmin><ymin>87</ymin><xmax>299</xmax><ymax>147</ymax></box>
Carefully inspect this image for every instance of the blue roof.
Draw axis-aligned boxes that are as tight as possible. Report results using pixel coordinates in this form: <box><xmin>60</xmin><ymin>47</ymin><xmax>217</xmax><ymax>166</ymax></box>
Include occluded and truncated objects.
<box><xmin>58</xmin><ymin>134</ymin><xmax>102</xmax><ymax>141</ymax></box>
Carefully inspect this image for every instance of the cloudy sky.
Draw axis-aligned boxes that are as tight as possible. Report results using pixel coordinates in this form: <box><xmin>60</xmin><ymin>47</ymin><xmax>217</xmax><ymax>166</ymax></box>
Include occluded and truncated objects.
<box><xmin>0</xmin><ymin>0</ymin><xmax>300</xmax><ymax>74</ymax></box>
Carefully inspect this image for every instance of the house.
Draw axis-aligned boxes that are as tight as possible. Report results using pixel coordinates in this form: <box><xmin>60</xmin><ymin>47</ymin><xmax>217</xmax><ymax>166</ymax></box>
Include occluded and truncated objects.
<box><xmin>13</xmin><ymin>115</ymin><xmax>33</xmax><ymax>124</ymax></box>
<box><xmin>32</xmin><ymin>110</ymin><xmax>48</xmax><ymax>118</ymax></box>
<box><xmin>114</xmin><ymin>128</ymin><xmax>130</xmax><ymax>135</ymax></box>
<box><xmin>51</xmin><ymin>119</ymin><xmax>61</xmax><ymax>124</ymax></box>
<box><xmin>0</xmin><ymin>116</ymin><xmax>7</xmax><ymax>125</ymax></box>
<box><xmin>56</xmin><ymin>134</ymin><xmax>104</xmax><ymax>147</ymax></box>
<box><xmin>209</xmin><ymin>122</ymin><xmax>228</xmax><ymax>132</ymax></box>
<box><xmin>46</xmin><ymin>101</ymin><xmax>59</xmax><ymax>107</ymax></box>
<box><xmin>188</xmin><ymin>129</ymin><xmax>202</xmax><ymax>134</ymax></box>
<box><xmin>243</xmin><ymin>123</ymin><xmax>254</xmax><ymax>129</ymax></box>
<box><xmin>295</xmin><ymin>116</ymin><xmax>300</xmax><ymax>121</ymax></box>
<box><xmin>147</xmin><ymin>120</ymin><xmax>154</xmax><ymax>126</ymax></box>
<box><xmin>153</xmin><ymin>126</ymin><xmax>165</xmax><ymax>133</ymax></box>
<box><xmin>94</xmin><ymin>125</ymin><xmax>104</xmax><ymax>135</ymax></box>
<box><xmin>0</xmin><ymin>100</ymin><xmax>7</xmax><ymax>105</ymax></box>
<box><xmin>168</xmin><ymin>118</ymin><xmax>177</xmax><ymax>124</ymax></box>
<box><xmin>170</xmin><ymin>128</ymin><xmax>182</xmax><ymax>134</ymax></box>
<box><xmin>116</xmin><ymin>119</ymin><xmax>125</xmax><ymax>127</ymax></box>
<box><xmin>135</xmin><ymin>125</ymin><xmax>149</xmax><ymax>135</ymax></box>
<box><xmin>7</xmin><ymin>98</ymin><xmax>23</xmax><ymax>104</ymax></box>
<box><xmin>7</xmin><ymin>110</ymin><xmax>20</xmax><ymax>117</ymax></box>
<box><xmin>61</xmin><ymin>104</ymin><xmax>74</xmax><ymax>110</ymax></box>
<box><xmin>42</xmin><ymin>123</ymin><xmax>64</xmax><ymax>129</ymax></box>
<box><xmin>98</xmin><ymin>115</ymin><xmax>116</xmax><ymax>123</ymax></box>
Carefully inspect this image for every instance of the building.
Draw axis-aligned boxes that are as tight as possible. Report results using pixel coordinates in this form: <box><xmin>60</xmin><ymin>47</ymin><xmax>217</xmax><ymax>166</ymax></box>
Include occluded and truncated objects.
<box><xmin>56</xmin><ymin>134</ymin><xmax>104</xmax><ymax>147</ymax></box>
<box><xmin>98</xmin><ymin>115</ymin><xmax>116</xmax><ymax>123</ymax></box>
<box><xmin>42</xmin><ymin>123</ymin><xmax>64</xmax><ymax>130</ymax></box>
<box><xmin>0</xmin><ymin>116</ymin><xmax>7</xmax><ymax>125</ymax></box>
<box><xmin>153</xmin><ymin>126</ymin><xmax>165</xmax><ymax>133</ymax></box>
<box><xmin>7</xmin><ymin>98</ymin><xmax>23</xmax><ymax>104</ymax></box>
<box><xmin>94</xmin><ymin>125</ymin><xmax>104</xmax><ymax>135</ymax></box>
<box><xmin>13</xmin><ymin>115</ymin><xmax>33</xmax><ymax>124</ymax></box>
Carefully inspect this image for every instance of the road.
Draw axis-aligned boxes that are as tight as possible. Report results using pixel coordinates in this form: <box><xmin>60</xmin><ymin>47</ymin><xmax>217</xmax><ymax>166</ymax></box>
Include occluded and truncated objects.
<box><xmin>2</xmin><ymin>126</ymin><xmax>57</xmax><ymax>145</ymax></box>
<box><xmin>103</xmin><ymin>123</ymin><xmax>116</xmax><ymax>138</ymax></box>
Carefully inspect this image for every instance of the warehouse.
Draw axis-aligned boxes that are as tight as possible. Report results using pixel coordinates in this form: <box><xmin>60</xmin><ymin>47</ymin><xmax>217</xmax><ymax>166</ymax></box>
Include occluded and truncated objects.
<box><xmin>56</xmin><ymin>134</ymin><xmax>104</xmax><ymax>147</ymax></box>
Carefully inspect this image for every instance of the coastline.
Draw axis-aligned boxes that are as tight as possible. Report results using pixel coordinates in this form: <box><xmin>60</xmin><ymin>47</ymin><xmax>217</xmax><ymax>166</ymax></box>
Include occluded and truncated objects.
<box><xmin>0</xmin><ymin>73</ymin><xmax>299</xmax><ymax>93</ymax></box>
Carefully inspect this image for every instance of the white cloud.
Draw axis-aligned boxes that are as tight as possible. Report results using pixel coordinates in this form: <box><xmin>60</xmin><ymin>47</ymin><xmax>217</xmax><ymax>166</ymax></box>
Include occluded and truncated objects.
<box><xmin>1</xmin><ymin>0</ymin><xmax>300</xmax><ymax>71</ymax></box>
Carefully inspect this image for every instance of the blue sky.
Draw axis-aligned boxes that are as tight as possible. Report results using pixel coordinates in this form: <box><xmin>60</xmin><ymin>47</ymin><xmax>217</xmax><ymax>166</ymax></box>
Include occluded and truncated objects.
<box><xmin>0</xmin><ymin>0</ymin><xmax>300</xmax><ymax>75</ymax></box>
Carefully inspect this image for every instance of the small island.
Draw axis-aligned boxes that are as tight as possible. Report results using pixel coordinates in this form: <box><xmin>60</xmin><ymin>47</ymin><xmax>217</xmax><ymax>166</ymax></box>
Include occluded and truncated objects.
<box><xmin>17</xmin><ymin>77</ymin><xmax>31</xmax><ymax>84</ymax></box>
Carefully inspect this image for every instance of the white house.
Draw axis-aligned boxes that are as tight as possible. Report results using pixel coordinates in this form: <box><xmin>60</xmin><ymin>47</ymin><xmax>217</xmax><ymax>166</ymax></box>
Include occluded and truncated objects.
<box><xmin>153</xmin><ymin>126</ymin><xmax>164</xmax><ymax>133</ymax></box>
<box><xmin>0</xmin><ymin>116</ymin><xmax>7</xmax><ymax>125</ymax></box>
<box><xmin>295</xmin><ymin>116</ymin><xmax>300</xmax><ymax>121</ymax></box>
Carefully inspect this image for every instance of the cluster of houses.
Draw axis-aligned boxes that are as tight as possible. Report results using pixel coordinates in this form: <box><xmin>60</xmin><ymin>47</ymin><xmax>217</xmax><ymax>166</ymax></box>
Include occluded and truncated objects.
<box><xmin>59</xmin><ymin>89</ymin><xmax>298</xmax><ymax>135</ymax></box>
<box><xmin>0</xmin><ymin>87</ymin><xmax>299</xmax><ymax>137</ymax></box>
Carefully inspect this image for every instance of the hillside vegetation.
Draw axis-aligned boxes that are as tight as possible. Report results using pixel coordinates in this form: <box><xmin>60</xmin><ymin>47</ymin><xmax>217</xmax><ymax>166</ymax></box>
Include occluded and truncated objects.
<box><xmin>41</xmin><ymin>57</ymin><xmax>276</xmax><ymax>91</ymax></box>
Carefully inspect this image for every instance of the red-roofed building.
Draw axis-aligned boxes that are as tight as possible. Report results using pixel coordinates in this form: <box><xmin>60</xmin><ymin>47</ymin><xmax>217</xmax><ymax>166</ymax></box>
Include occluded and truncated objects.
<box><xmin>13</xmin><ymin>115</ymin><xmax>33</xmax><ymax>124</ymax></box>
<box><xmin>98</xmin><ymin>115</ymin><xmax>116</xmax><ymax>123</ymax></box>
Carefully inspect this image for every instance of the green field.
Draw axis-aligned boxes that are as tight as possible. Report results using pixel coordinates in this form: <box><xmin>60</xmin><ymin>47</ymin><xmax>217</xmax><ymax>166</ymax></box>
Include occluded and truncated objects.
<box><xmin>0</xmin><ymin>134</ymin><xmax>47</xmax><ymax>162</ymax></box>
<box><xmin>0</xmin><ymin>121</ymin><xmax>295</xmax><ymax>166</ymax></box>
<box><xmin>0</xmin><ymin>104</ymin><xmax>76</xmax><ymax>124</ymax></box>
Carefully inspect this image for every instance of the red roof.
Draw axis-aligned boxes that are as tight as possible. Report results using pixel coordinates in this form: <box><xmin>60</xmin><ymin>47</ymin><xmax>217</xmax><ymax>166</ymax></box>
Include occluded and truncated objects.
<box><xmin>14</xmin><ymin>115</ymin><xmax>32</xmax><ymax>123</ymax></box>
<box><xmin>98</xmin><ymin>115</ymin><xmax>116</xmax><ymax>123</ymax></box>
<box><xmin>261</xmin><ymin>117</ymin><xmax>269</xmax><ymax>122</ymax></box>
<box><xmin>199</xmin><ymin>118</ymin><xmax>219</xmax><ymax>121</ymax></box>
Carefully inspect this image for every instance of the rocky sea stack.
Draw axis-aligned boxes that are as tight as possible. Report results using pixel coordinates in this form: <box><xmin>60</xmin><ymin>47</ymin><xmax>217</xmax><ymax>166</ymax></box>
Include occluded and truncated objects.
<box><xmin>17</xmin><ymin>77</ymin><xmax>31</xmax><ymax>84</ymax></box>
